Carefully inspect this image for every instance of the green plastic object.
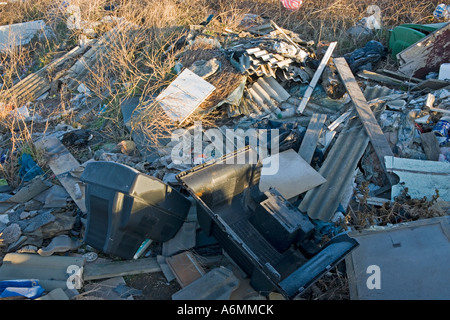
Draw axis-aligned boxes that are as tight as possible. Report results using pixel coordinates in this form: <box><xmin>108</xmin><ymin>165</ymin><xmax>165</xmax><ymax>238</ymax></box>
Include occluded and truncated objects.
<box><xmin>389</xmin><ymin>22</ymin><xmax>448</xmax><ymax>59</ymax></box>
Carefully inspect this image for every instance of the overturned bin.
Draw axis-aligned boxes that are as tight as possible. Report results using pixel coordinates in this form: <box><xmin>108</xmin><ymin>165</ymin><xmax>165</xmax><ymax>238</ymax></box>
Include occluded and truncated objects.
<box><xmin>176</xmin><ymin>146</ymin><xmax>359</xmax><ymax>299</ymax></box>
<box><xmin>80</xmin><ymin>161</ymin><xmax>191</xmax><ymax>259</ymax></box>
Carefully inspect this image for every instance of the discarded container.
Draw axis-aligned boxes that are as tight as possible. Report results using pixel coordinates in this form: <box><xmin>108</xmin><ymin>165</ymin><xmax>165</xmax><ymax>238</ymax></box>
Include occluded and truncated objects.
<box><xmin>433</xmin><ymin>4</ymin><xmax>450</xmax><ymax>20</ymax></box>
<box><xmin>433</xmin><ymin>116</ymin><xmax>450</xmax><ymax>145</ymax></box>
<box><xmin>438</xmin><ymin>63</ymin><xmax>450</xmax><ymax>80</ymax></box>
<box><xmin>388</xmin><ymin>22</ymin><xmax>447</xmax><ymax>59</ymax></box>
<box><xmin>176</xmin><ymin>146</ymin><xmax>359</xmax><ymax>299</ymax></box>
<box><xmin>80</xmin><ymin>161</ymin><xmax>192</xmax><ymax>259</ymax></box>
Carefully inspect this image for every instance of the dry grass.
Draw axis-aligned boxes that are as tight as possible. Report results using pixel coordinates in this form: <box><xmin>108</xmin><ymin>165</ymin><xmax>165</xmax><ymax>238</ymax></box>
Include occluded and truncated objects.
<box><xmin>0</xmin><ymin>0</ymin><xmax>444</xmax><ymax>179</ymax></box>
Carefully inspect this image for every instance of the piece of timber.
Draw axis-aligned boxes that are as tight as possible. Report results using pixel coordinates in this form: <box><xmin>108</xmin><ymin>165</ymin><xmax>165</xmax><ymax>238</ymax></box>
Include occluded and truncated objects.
<box><xmin>297</xmin><ymin>42</ymin><xmax>337</xmax><ymax>114</ymax></box>
<box><xmin>334</xmin><ymin>57</ymin><xmax>395</xmax><ymax>184</ymax></box>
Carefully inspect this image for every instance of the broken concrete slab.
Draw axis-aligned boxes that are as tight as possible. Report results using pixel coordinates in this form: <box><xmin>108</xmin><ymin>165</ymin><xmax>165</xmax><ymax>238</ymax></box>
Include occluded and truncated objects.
<box><xmin>385</xmin><ymin>156</ymin><xmax>450</xmax><ymax>201</ymax></box>
<box><xmin>0</xmin><ymin>20</ymin><xmax>46</xmax><ymax>53</ymax></box>
<box><xmin>259</xmin><ymin>148</ymin><xmax>326</xmax><ymax>200</ymax></box>
<box><xmin>171</xmin><ymin>266</ymin><xmax>240</xmax><ymax>300</ymax></box>
<box><xmin>346</xmin><ymin>216</ymin><xmax>450</xmax><ymax>300</ymax></box>
<box><xmin>0</xmin><ymin>253</ymin><xmax>85</xmax><ymax>292</ymax></box>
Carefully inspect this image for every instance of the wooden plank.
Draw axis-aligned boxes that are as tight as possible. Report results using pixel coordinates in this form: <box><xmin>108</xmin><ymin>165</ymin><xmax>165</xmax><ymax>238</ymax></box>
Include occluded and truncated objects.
<box><xmin>397</xmin><ymin>22</ymin><xmax>450</xmax><ymax>79</ymax></box>
<box><xmin>357</xmin><ymin>70</ymin><xmax>416</xmax><ymax>87</ymax></box>
<box><xmin>166</xmin><ymin>251</ymin><xmax>205</xmax><ymax>288</ymax></box>
<box><xmin>34</xmin><ymin>136</ymin><xmax>87</xmax><ymax>213</ymax></box>
<box><xmin>83</xmin><ymin>257</ymin><xmax>161</xmax><ymax>281</ymax></box>
<box><xmin>298</xmin><ymin>113</ymin><xmax>327</xmax><ymax>164</ymax></box>
<box><xmin>412</xmin><ymin>78</ymin><xmax>450</xmax><ymax>91</ymax></box>
<box><xmin>334</xmin><ymin>57</ymin><xmax>395</xmax><ymax>183</ymax></box>
<box><xmin>379</xmin><ymin>69</ymin><xmax>422</xmax><ymax>83</ymax></box>
<box><xmin>297</xmin><ymin>42</ymin><xmax>337</xmax><ymax>114</ymax></box>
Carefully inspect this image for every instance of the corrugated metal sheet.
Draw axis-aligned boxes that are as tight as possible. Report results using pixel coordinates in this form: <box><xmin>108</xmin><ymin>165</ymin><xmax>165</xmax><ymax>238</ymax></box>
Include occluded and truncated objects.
<box><xmin>298</xmin><ymin>119</ymin><xmax>369</xmax><ymax>221</ymax></box>
<box><xmin>298</xmin><ymin>86</ymin><xmax>390</xmax><ymax>221</ymax></box>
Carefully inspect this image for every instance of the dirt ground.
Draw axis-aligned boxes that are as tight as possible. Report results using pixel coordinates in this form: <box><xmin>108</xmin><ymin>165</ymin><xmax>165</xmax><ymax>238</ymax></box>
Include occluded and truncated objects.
<box><xmin>125</xmin><ymin>272</ymin><xmax>182</xmax><ymax>300</ymax></box>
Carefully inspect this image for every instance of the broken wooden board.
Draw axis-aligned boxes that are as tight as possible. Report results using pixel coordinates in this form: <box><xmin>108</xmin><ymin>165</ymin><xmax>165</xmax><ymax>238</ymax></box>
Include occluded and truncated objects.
<box><xmin>34</xmin><ymin>136</ymin><xmax>86</xmax><ymax>213</ymax></box>
<box><xmin>397</xmin><ymin>22</ymin><xmax>450</xmax><ymax>79</ymax></box>
<box><xmin>357</xmin><ymin>70</ymin><xmax>416</xmax><ymax>88</ymax></box>
<box><xmin>298</xmin><ymin>113</ymin><xmax>327</xmax><ymax>164</ymax></box>
<box><xmin>166</xmin><ymin>251</ymin><xmax>205</xmax><ymax>288</ymax></box>
<box><xmin>334</xmin><ymin>57</ymin><xmax>395</xmax><ymax>183</ymax></box>
<box><xmin>297</xmin><ymin>42</ymin><xmax>337</xmax><ymax>114</ymax></box>
<box><xmin>5</xmin><ymin>45</ymin><xmax>89</xmax><ymax>103</ymax></box>
<box><xmin>385</xmin><ymin>156</ymin><xmax>450</xmax><ymax>202</ymax></box>
<box><xmin>83</xmin><ymin>257</ymin><xmax>160</xmax><ymax>281</ymax></box>
<box><xmin>157</xmin><ymin>68</ymin><xmax>215</xmax><ymax>125</ymax></box>
<box><xmin>412</xmin><ymin>78</ymin><xmax>450</xmax><ymax>91</ymax></box>
<box><xmin>259</xmin><ymin>149</ymin><xmax>326</xmax><ymax>200</ymax></box>
<box><xmin>378</xmin><ymin>69</ymin><xmax>422</xmax><ymax>84</ymax></box>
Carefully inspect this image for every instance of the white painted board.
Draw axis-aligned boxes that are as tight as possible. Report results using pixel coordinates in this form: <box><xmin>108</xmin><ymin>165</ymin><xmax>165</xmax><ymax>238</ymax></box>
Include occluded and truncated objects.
<box><xmin>259</xmin><ymin>149</ymin><xmax>326</xmax><ymax>200</ymax></box>
<box><xmin>157</xmin><ymin>68</ymin><xmax>215</xmax><ymax>124</ymax></box>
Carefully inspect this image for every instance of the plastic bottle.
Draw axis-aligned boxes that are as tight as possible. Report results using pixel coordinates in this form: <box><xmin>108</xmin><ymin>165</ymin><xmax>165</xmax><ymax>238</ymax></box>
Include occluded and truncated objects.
<box><xmin>277</xmin><ymin>107</ymin><xmax>296</xmax><ymax>119</ymax></box>
<box><xmin>433</xmin><ymin>4</ymin><xmax>450</xmax><ymax>20</ymax></box>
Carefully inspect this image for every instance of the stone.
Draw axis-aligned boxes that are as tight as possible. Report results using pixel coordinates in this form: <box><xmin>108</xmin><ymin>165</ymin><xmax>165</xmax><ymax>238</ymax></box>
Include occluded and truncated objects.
<box><xmin>0</xmin><ymin>223</ymin><xmax>22</xmax><ymax>245</ymax></box>
<box><xmin>20</xmin><ymin>211</ymin><xmax>31</xmax><ymax>220</ymax></box>
<box><xmin>37</xmin><ymin>235</ymin><xmax>82</xmax><ymax>256</ymax></box>
<box><xmin>22</xmin><ymin>210</ymin><xmax>56</xmax><ymax>233</ymax></box>
<box><xmin>188</xmin><ymin>58</ymin><xmax>221</xmax><ymax>79</ymax></box>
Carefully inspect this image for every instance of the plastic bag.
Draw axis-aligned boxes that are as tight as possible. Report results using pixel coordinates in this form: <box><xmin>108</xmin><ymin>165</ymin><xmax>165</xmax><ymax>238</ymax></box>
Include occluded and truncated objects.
<box><xmin>280</xmin><ymin>0</ymin><xmax>303</xmax><ymax>11</ymax></box>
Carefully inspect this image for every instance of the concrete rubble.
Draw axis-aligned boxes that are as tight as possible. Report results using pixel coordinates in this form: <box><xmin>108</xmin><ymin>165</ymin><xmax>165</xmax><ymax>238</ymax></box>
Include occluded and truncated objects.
<box><xmin>0</xmin><ymin>2</ymin><xmax>449</xmax><ymax>301</ymax></box>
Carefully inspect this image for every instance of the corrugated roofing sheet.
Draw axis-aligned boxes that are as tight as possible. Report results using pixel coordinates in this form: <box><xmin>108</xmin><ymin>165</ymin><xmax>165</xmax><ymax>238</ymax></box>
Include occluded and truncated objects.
<box><xmin>298</xmin><ymin>86</ymin><xmax>391</xmax><ymax>221</ymax></box>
